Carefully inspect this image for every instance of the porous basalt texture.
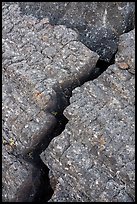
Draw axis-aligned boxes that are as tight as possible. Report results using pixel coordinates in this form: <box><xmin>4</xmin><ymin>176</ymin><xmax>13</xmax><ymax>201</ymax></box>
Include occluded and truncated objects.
<box><xmin>41</xmin><ymin>29</ymin><xmax>135</xmax><ymax>202</ymax></box>
<box><xmin>115</xmin><ymin>29</ymin><xmax>135</xmax><ymax>74</ymax></box>
<box><xmin>2</xmin><ymin>2</ymin><xmax>135</xmax><ymax>202</ymax></box>
<box><xmin>18</xmin><ymin>2</ymin><xmax>135</xmax><ymax>62</ymax></box>
<box><xmin>2</xmin><ymin>3</ymin><xmax>99</xmax><ymax>202</ymax></box>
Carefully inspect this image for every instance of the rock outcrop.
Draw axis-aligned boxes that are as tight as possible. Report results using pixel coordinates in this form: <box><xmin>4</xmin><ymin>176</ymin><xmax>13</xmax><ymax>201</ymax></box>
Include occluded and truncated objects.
<box><xmin>2</xmin><ymin>3</ymin><xmax>99</xmax><ymax>202</ymax></box>
<box><xmin>41</xmin><ymin>29</ymin><xmax>135</xmax><ymax>202</ymax></box>
<box><xmin>2</xmin><ymin>1</ymin><xmax>135</xmax><ymax>202</ymax></box>
<box><xmin>115</xmin><ymin>29</ymin><xmax>135</xmax><ymax>74</ymax></box>
<box><xmin>19</xmin><ymin>2</ymin><xmax>135</xmax><ymax>62</ymax></box>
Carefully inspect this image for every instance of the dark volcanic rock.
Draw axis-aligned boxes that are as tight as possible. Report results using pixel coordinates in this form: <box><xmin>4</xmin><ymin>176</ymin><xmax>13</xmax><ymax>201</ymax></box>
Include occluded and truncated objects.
<box><xmin>2</xmin><ymin>3</ymin><xmax>99</xmax><ymax>202</ymax></box>
<box><xmin>115</xmin><ymin>29</ymin><xmax>135</xmax><ymax>74</ymax></box>
<box><xmin>41</xmin><ymin>29</ymin><xmax>135</xmax><ymax>202</ymax></box>
<box><xmin>2</xmin><ymin>2</ymin><xmax>135</xmax><ymax>202</ymax></box>
<box><xmin>18</xmin><ymin>2</ymin><xmax>135</xmax><ymax>62</ymax></box>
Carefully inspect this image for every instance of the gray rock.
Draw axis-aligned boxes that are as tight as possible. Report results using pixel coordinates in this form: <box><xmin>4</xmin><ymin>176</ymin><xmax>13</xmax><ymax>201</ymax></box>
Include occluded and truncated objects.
<box><xmin>115</xmin><ymin>29</ymin><xmax>135</xmax><ymax>74</ymax></box>
<box><xmin>2</xmin><ymin>3</ymin><xmax>99</xmax><ymax>202</ymax></box>
<box><xmin>3</xmin><ymin>2</ymin><xmax>135</xmax><ymax>202</ymax></box>
<box><xmin>2</xmin><ymin>145</ymin><xmax>42</xmax><ymax>202</ymax></box>
<box><xmin>41</xmin><ymin>29</ymin><xmax>135</xmax><ymax>202</ymax></box>
<box><xmin>18</xmin><ymin>2</ymin><xmax>135</xmax><ymax>62</ymax></box>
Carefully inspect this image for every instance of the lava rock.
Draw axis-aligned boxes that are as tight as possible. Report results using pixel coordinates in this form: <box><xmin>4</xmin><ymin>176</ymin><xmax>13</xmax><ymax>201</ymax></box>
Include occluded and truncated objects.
<box><xmin>18</xmin><ymin>2</ymin><xmax>135</xmax><ymax>62</ymax></box>
<box><xmin>41</xmin><ymin>29</ymin><xmax>135</xmax><ymax>202</ymax></box>
<box><xmin>2</xmin><ymin>3</ymin><xmax>99</xmax><ymax>202</ymax></box>
<box><xmin>115</xmin><ymin>29</ymin><xmax>135</xmax><ymax>74</ymax></box>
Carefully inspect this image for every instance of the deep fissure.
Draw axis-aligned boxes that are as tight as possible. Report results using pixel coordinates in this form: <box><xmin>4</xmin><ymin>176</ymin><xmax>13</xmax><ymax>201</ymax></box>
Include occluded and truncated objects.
<box><xmin>5</xmin><ymin>23</ymin><xmax>134</xmax><ymax>203</ymax></box>
<box><xmin>21</xmin><ymin>52</ymin><xmax>117</xmax><ymax>202</ymax></box>
<box><xmin>2</xmin><ymin>2</ymin><xmax>135</xmax><ymax>202</ymax></box>
<box><xmin>9</xmin><ymin>3</ymin><xmax>134</xmax><ymax>202</ymax></box>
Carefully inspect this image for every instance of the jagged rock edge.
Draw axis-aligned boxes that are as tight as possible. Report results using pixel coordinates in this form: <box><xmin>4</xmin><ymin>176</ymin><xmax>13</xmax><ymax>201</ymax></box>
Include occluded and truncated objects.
<box><xmin>2</xmin><ymin>2</ymin><xmax>135</xmax><ymax>201</ymax></box>
<box><xmin>37</xmin><ymin>27</ymin><xmax>135</xmax><ymax>201</ymax></box>
<box><xmin>30</xmin><ymin>54</ymin><xmax>119</xmax><ymax>202</ymax></box>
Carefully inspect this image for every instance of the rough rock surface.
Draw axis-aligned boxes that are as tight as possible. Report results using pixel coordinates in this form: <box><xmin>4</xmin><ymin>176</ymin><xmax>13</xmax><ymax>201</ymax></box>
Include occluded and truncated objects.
<box><xmin>115</xmin><ymin>29</ymin><xmax>135</xmax><ymax>74</ymax></box>
<box><xmin>2</xmin><ymin>3</ymin><xmax>99</xmax><ymax>202</ymax></box>
<box><xmin>18</xmin><ymin>2</ymin><xmax>135</xmax><ymax>62</ymax></box>
<box><xmin>41</xmin><ymin>29</ymin><xmax>135</xmax><ymax>202</ymax></box>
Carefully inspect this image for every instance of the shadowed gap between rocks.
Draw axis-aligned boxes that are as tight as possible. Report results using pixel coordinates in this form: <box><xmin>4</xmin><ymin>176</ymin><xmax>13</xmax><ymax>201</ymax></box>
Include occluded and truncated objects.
<box><xmin>21</xmin><ymin>52</ymin><xmax>116</xmax><ymax>202</ymax></box>
<box><xmin>3</xmin><ymin>2</ymin><xmax>135</xmax><ymax>202</ymax></box>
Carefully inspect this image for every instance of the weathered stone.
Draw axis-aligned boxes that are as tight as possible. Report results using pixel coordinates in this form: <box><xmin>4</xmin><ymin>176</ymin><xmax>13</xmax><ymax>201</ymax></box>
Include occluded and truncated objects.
<box><xmin>3</xmin><ymin>1</ymin><xmax>135</xmax><ymax>202</ymax></box>
<box><xmin>2</xmin><ymin>146</ymin><xmax>42</xmax><ymax>202</ymax></box>
<box><xmin>115</xmin><ymin>29</ymin><xmax>135</xmax><ymax>74</ymax></box>
<box><xmin>18</xmin><ymin>2</ymin><xmax>135</xmax><ymax>62</ymax></box>
<box><xmin>2</xmin><ymin>3</ymin><xmax>99</xmax><ymax>202</ymax></box>
<box><xmin>41</xmin><ymin>29</ymin><xmax>135</xmax><ymax>202</ymax></box>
